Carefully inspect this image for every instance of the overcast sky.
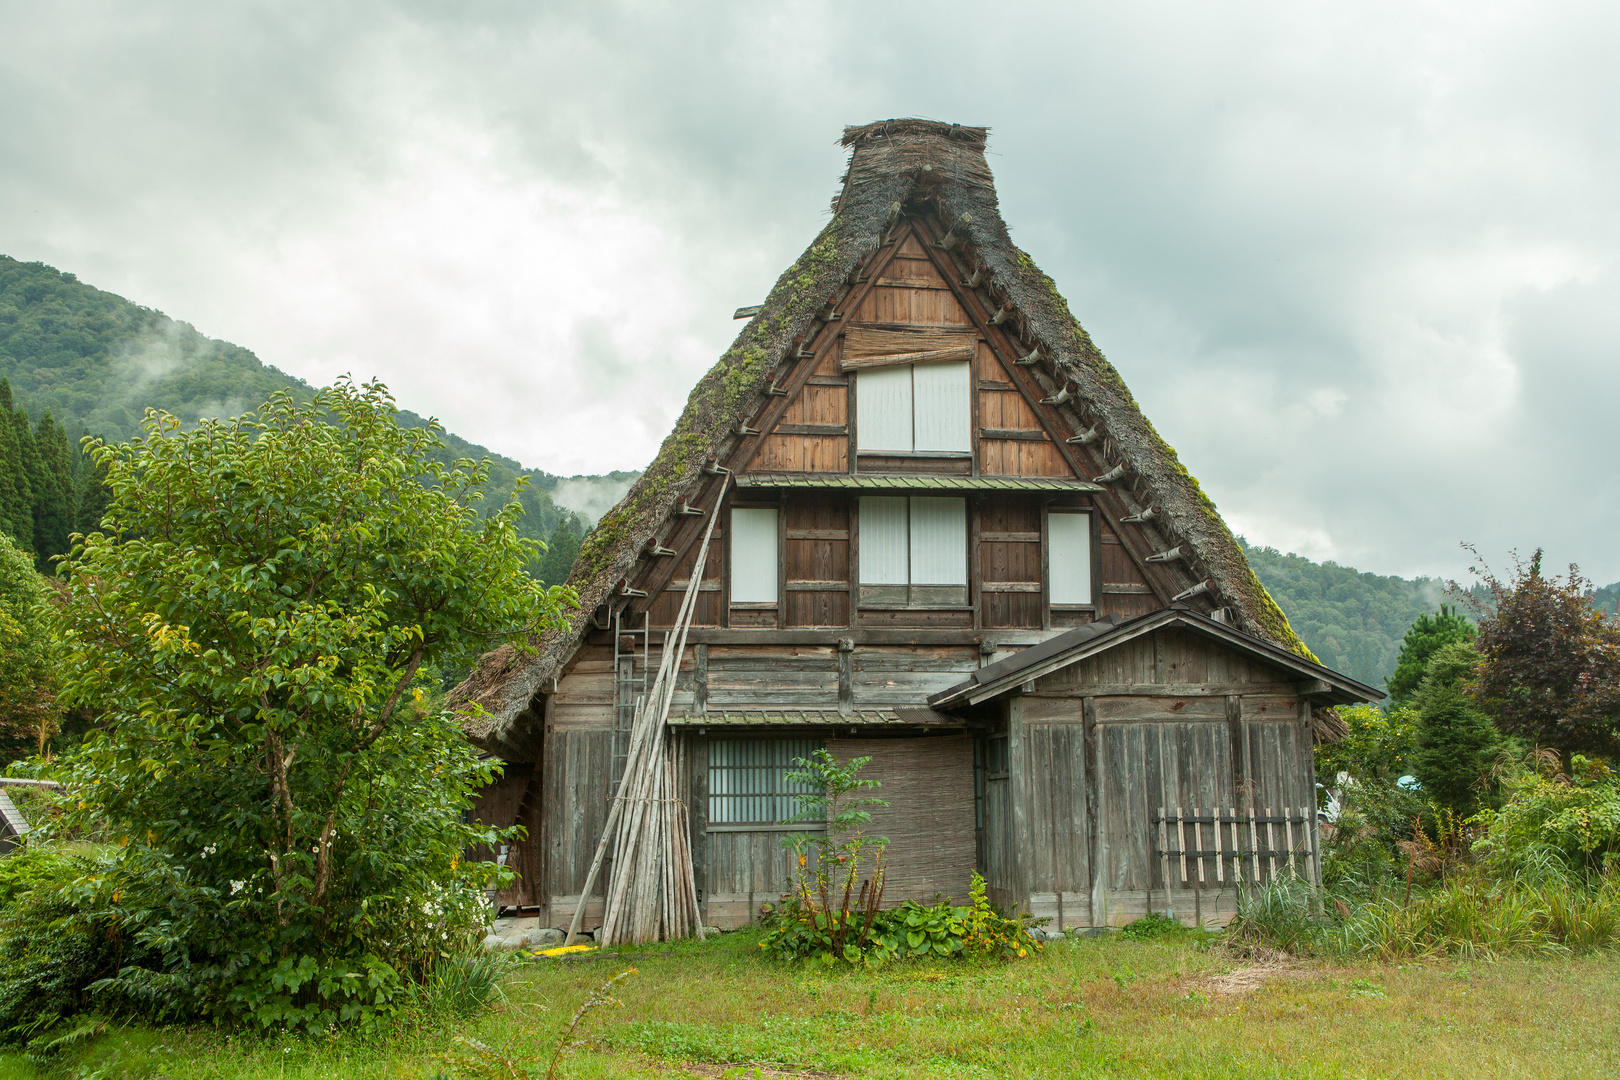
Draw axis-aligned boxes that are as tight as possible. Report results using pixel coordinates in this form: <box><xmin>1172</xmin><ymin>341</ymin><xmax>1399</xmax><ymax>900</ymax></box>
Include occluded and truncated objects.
<box><xmin>3</xmin><ymin>1</ymin><xmax>1617</xmax><ymax>581</ymax></box>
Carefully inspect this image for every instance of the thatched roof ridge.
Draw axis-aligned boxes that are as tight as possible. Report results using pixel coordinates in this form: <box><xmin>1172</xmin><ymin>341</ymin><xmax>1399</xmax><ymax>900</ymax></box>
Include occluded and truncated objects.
<box><xmin>450</xmin><ymin>118</ymin><xmax>1318</xmax><ymax>755</ymax></box>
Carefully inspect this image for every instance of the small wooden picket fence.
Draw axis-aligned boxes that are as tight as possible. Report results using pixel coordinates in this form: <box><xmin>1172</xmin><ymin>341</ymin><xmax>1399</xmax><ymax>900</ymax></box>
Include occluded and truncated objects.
<box><xmin>1151</xmin><ymin>805</ymin><xmax>1316</xmax><ymax>887</ymax></box>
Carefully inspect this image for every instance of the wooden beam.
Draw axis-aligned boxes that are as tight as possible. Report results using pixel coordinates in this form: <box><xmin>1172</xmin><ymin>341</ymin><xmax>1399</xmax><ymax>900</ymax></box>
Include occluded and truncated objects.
<box><xmin>838</xmin><ymin>345</ymin><xmax>976</xmax><ymax>372</ymax></box>
<box><xmin>980</xmin><ymin>428</ymin><xmax>1049</xmax><ymax>442</ymax></box>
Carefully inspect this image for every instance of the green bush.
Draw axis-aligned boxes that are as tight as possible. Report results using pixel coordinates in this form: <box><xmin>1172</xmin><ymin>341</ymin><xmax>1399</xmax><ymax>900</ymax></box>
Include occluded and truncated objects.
<box><xmin>1118</xmin><ymin>912</ymin><xmax>1190</xmax><ymax>941</ymax></box>
<box><xmin>760</xmin><ymin>872</ymin><xmax>1040</xmax><ymax>965</ymax></box>
<box><xmin>1470</xmin><ymin>758</ymin><xmax>1620</xmax><ymax>878</ymax></box>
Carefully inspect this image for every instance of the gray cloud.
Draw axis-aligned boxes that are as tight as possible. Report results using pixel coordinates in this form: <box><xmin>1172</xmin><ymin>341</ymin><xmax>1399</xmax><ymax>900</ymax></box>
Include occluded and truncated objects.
<box><xmin>3</xmin><ymin>1</ymin><xmax>1617</xmax><ymax>581</ymax></box>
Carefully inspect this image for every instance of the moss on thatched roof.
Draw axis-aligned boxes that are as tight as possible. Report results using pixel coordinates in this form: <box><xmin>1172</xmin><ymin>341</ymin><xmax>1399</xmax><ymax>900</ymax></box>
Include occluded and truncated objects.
<box><xmin>450</xmin><ymin>118</ymin><xmax>1319</xmax><ymax>755</ymax></box>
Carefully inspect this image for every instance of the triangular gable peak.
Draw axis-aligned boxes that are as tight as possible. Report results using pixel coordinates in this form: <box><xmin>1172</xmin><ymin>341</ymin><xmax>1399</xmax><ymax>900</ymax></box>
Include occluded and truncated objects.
<box><xmin>451</xmin><ymin>119</ymin><xmax>1314</xmax><ymax>755</ymax></box>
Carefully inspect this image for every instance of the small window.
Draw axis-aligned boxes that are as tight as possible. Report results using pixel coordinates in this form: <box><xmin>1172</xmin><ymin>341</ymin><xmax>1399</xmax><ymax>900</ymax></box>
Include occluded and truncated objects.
<box><xmin>1048</xmin><ymin>511</ymin><xmax>1092</xmax><ymax>605</ymax></box>
<box><xmin>708</xmin><ymin>739</ymin><xmax>824</xmax><ymax>826</ymax></box>
<box><xmin>856</xmin><ymin>361</ymin><xmax>971</xmax><ymax>453</ymax></box>
<box><xmin>859</xmin><ymin>495</ymin><xmax>968</xmax><ymax>606</ymax></box>
<box><xmin>730</xmin><ymin>507</ymin><xmax>778</xmax><ymax>604</ymax></box>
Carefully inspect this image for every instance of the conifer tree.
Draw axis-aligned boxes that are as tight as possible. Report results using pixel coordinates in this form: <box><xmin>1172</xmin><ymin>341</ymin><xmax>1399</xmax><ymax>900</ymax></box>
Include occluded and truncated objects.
<box><xmin>1386</xmin><ymin>604</ymin><xmax>1475</xmax><ymax>706</ymax></box>
<box><xmin>32</xmin><ymin>410</ymin><xmax>78</xmax><ymax>567</ymax></box>
<box><xmin>1411</xmin><ymin>641</ymin><xmax>1505</xmax><ymax>812</ymax></box>
<box><xmin>0</xmin><ymin>380</ymin><xmax>34</xmax><ymax>552</ymax></box>
<box><xmin>537</xmin><ymin>516</ymin><xmax>584</xmax><ymax>586</ymax></box>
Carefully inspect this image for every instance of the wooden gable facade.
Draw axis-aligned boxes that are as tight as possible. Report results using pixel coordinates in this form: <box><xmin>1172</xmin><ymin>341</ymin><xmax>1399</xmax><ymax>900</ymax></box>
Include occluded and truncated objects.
<box><xmin>454</xmin><ymin>120</ymin><xmax>1377</xmax><ymax>936</ymax></box>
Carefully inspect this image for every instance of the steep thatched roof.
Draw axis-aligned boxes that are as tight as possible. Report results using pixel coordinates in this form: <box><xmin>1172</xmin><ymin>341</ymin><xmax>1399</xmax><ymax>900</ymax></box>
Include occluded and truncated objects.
<box><xmin>451</xmin><ymin>118</ymin><xmax>1324</xmax><ymax>755</ymax></box>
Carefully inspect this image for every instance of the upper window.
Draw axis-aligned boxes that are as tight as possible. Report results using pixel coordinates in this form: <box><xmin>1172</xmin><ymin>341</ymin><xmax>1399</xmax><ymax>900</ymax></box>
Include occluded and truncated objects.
<box><xmin>859</xmin><ymin>495</ymin><xmax>968</xmax><ymax>606</ymax></box>
<box><xmin>856</xmin><ymin>361</ymin><xmax>972</xmax><ymax>453</ymax></box>
<box><xmin>730</xmin><ymin>507</ymin><xmax>778</xmax><ymax>604</ymax></box>
<box><xmin>1048</xmin><ymin>511</ymin><xmax>1093</xmax><ymax>605</ymax></box>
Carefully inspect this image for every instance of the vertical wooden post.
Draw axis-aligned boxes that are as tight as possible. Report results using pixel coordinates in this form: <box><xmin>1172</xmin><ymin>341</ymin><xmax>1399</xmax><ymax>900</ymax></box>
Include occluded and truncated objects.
<box><xmin>1176</xmin><ymin>806</ymin><xmax>1187</xmax><ymax>885</ymax></box>
<box><xmin>1285</xmin><ymin>812</ymin><xmax>1297</xmax><ymax>878</ymax></box>
<box><xmin>1157</xmin><ymin>807</ymin><xmax>1171</xmax><ymax>919</ymax></box>
<box><xmin>1212</xmin><ymin>805</ymin><xmax>1223</xmax><ymax>883</ymax></box>
<box><xmin>1084</xmin><ymin>696</ymin><xmax>1105</xmax><ymax>928</ymax></box>
<box><xmin>1008</xmin><ymin>695</ymin><xmax>1032</xmax><ymax>913</ymax></box>
<box><xmin>1265</xmin><ymin>806</ymin><xmax>1277</xmax><ymax>881</ymax></box>
<box><xmin>1193</xmin><ymin>806</ymin><xmax>1205</xmax><ymax>884</ymax></box>
<box><xmin>1248</xmin><ymin>806</ymin><xmax>1260</xmax><ymax>883</ymax></box>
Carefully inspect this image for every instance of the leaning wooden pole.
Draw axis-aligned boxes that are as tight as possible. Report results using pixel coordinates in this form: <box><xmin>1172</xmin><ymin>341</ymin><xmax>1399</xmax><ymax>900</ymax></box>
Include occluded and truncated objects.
<box><xmin>564</xmin><ymin>476</ymin><xmax>727</xmax><ymax>947</ymax></box>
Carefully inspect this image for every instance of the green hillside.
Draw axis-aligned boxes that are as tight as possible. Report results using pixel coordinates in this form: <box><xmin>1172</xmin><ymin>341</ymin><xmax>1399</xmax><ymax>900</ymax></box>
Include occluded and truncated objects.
<box><xmin>0</xmin><ymin>255</ymin><xmax>637</xmax><ymax>579</ymax></box>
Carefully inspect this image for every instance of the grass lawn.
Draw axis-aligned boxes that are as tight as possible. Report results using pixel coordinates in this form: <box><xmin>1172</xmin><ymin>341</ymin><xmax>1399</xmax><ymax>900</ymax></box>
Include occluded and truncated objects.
<box><xmin>3</xmin><ymin>929</ymin><xmax>1615</xmax><ymax>1079</ymax></box>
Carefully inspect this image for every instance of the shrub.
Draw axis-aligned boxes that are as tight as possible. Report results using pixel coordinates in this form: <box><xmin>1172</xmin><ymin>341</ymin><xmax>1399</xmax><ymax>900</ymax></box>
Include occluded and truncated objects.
<box><xmin>1470</xmin><ymin>756</ymin><xmax>1620</xmax><ymax>878</ymax></box>
<box><xmin>760</xmin><ymin>872</ymin><xmax>1040</xmax><ymax>965</ymax></box>
<box><xmin>1119</xmin><ymin>912</ymin><xmax>1192</xmax><ymax>941</ymax></box>
<box><xmin>35</xmin><ymin>379</ymin><xmax>566</xmax><ymax>1032</ymax></box>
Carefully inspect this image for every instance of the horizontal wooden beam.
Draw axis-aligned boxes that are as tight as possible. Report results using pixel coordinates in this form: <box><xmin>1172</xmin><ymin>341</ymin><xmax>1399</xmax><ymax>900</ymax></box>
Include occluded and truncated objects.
<box><xmin>669</xmin><ymin>628</ymin><xmax>1052</xmax><ymax>647</ymax></box>
<box><xmin>1100</xmin><ymin>582</ymin><xmax>1152</xmax><ymax>594</ymax></box>
<box><xmin>981</xmin><ymin>582</ymin><xmax>1041</xmax><ymax>593</ymax></box>
<box><xmin>839</xmin><ymin>345</ymin><xmax>976</xmax><ymax>372</ymax></box>
<box><xmin>786</xmin><ymin>580</ymin><xmax>848</xmax><ymax>592</ymax></box>
<box><xmin>980</xmin><ymin>531</ymin><xmax>1040</xmax><ymax>543</ymax></box>
<box><xmin>774</xmin><ymin>423</ymin><xmax>848</xmax><ymax>437</ymax></box>
<box><xmin>980</xmin><ymin>428</ymin><xmax>1049</xmax><ymax>442</ymax></box>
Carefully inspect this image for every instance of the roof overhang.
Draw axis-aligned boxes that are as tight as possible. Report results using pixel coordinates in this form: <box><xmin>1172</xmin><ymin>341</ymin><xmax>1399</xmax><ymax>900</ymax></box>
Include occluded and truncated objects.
<box><xmin>667</xmin><ymin>707</ymin><xmax>963</xmax><ymax>729</ymax></box>
<box><xmin>736</xmin><ymin>473</ymin><xmax>1102</xmax><ymax>493</ymax></box>
<box><xmin>927</xmin><ymin>605</ymin><xmax>1382</xmax><ymax>710</ymax></box>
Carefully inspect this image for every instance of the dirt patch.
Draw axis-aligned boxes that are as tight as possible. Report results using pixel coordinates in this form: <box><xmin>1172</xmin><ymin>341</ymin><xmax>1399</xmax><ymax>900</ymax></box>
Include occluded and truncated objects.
<box><xmin>1203</xmin><ymin>948</ymin><xmax>1312</xmax><ymax>995</ymax></box>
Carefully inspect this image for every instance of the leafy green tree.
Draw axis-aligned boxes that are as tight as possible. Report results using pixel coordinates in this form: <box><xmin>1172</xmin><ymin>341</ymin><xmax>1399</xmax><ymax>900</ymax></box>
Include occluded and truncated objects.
<box><xmin>1386</xmin><ymin>605</ymin><xmax>1475</xmax><ymax>706</ymax></box>
<box><xmin>537</xmin><ymin>516</ymin><xmax>583</xmax><ymax>586</ymax></box>
<box><xmin>1411</xmin><ymin>642</ymin><xmax>1505</xmax><ymax>813</ymax></box>
<box><xmin>0</xmin><ymin>531</ymin><xmax>57</xmax><ymax>763</ymax></box>
<box><xmin>1316</xmin><ymin>702</ymin><xmax>1419</xmax><ymax>787</ymax></box>
<box><xmin>51</xmin><ymin>378</ymin><xmax>571</xmax><ymax>1028</ymax></box>
<box><xmin>1467</xmin><ymin>549</ymin><xmax>1620</xmax><ymax>761</ymax></box>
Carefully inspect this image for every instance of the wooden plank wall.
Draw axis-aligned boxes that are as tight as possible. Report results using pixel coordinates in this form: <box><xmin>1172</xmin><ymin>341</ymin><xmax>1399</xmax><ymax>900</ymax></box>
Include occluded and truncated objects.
<box><xmin>1021</xmin><ymin>627</ymin><xmax>1318</xmax><ymax>928</ymax></box>
<box><xmin>979</xmin><ymin>493</ymin><xmax>1042</xmax><ymax>629</ymax></box>
<box><xmin>467</xmin><ymin>764</ymin><xmax>541</xmax><ymax>909</ymax></box>
<box><xmin>541</xmin><ymin>727</ymin><xmax>614</xmax><ymax>929</ymax></box>
<box><xmin>785</xmin><ymin>496</ymin><xmax>850</xmax><ymax>627</ymax></box>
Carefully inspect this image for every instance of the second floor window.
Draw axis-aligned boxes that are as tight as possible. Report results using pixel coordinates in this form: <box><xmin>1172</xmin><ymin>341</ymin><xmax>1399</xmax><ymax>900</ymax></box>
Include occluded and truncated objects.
<box><xmin>859</xmin><ymin>495</ymin><xmax>968</xmax><ymax>606</ymax></box>
<box><xmin>856</xmin><ymin>361</ymin><xmax>972</xmax><ymax>453</ymax></box>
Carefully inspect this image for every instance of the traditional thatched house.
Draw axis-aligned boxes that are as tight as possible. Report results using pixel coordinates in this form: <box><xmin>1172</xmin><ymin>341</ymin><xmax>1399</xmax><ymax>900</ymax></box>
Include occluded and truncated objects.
<box><xmin>451</xmin><ymin>119</ymin><xmax>1378</xmax><ymax>933</ymax></box>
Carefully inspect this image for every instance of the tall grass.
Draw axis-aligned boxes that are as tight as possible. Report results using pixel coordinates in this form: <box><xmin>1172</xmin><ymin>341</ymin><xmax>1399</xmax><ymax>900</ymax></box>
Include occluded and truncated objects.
<box><xmin>1229</xmin><ymin>872</ymin><xmax>1620</xmax><ymax>959</ymax></box>
<box><xmin>413</xmin><ymin>951</ymin><xmax>512</xmax><ymax>1017</ymax></box>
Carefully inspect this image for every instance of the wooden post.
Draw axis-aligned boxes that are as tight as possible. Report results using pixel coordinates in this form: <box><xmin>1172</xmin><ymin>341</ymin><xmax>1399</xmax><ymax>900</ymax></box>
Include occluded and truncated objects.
<box><xmin>1193</xmin><ymin>806</ymin><xmax>1204</xmax><ymax>884</ymax></box>
<box><xmin>1248</xmin><ymin>806</ymin><xmax>1260</xmax><ymax>883</ymax></box>
<box><xmin>1285</xmin><ymin>811</ymin><xmax>1297</xmax><ymax>879</ymax></box>
<box><xmin>1157</xmin><ymin>807</ymin><xmax>1171</xmax><ymax>918</ymax></box>
<box><xmin>1176</xmin><ymin>806</ymin><xmax>1187</xmax><ymax>884</ymax></box>
<box><xmin>1212</xmin><ymin>805</ymin><xmax>1223</xmax><ymax>883</ymax></box>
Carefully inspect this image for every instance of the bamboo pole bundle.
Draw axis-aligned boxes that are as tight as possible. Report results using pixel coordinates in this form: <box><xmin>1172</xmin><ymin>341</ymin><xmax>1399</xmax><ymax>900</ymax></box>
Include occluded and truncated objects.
<box><xmin>565</xmin><ymin>478</ymin><xmax>726</xmax><ymax>947</ymax></box>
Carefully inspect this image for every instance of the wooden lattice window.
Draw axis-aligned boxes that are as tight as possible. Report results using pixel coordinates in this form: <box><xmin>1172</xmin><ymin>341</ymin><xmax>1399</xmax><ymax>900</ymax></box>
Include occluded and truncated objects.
<box><xmin>707</xmin><ymin>738</ymin><xmax>824</xmax><ymax>827</ymax></box>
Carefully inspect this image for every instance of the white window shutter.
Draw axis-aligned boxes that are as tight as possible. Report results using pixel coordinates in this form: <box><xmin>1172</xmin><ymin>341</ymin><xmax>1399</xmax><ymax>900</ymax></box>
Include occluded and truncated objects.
<box><xmin>856</xmin><ymin>365</ymin><xmax>913</xmax><ymax>452</ymax></box>
<box><xmin>911</xmin><ymin>361</ymin><xmax>971</xmax><ymax>453</ymax></box>
<box><xmin>858</xmin><ymin>497</ymin><xmax>909</xmax><ymax>584</ymax></box>
<box><xmin>908</xmin><ymin>497</ymin><xmax>967</xmax><ymax>585</ymax></box>
<box><xmin>729</xmin><ymin>507</ymin><xmax>779</xmax><ymax>603</ymax></box>
<box><xmin>1048</xmin><ymin>512</ymin><xmax>1092</xmax><ymax>604</ymax></box>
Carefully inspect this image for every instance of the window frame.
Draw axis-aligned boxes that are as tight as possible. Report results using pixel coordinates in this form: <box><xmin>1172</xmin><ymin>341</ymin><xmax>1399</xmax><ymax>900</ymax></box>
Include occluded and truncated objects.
<box><xmin>854</xmin><ymin>360</ymin><xmax>973</xmax><ymax>456</ymax></box>
<box><xmin>705</xmin><ymin>737</ymin><xmax>826</xmax><ymax>831</ymax></box>
<box><xmin>856</xmin><ymin>494</ymin><xmax>970</xmax><ymax>610</ymax></box>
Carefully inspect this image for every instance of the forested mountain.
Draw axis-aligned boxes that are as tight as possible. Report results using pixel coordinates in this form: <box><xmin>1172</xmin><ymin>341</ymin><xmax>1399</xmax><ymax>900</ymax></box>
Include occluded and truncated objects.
<box><xmin>0</xmin><ymin>255</ymin><xmax>636</xmax><ymax>579</ymax></box>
